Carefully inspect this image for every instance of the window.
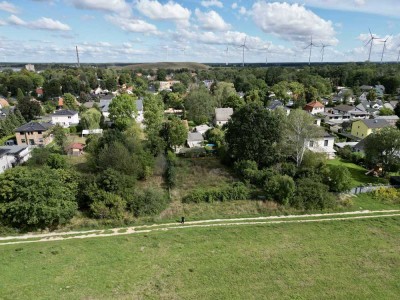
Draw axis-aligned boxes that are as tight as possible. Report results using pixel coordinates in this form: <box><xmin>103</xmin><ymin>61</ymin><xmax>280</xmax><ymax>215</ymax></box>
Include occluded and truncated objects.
<box><xmin>38</xmin><ymin>131</ymin><xmax>42</xmax><ymax>134</ymax></box>
<box><xmin>29</xmin><ymin>139</ymin><xmax>35</xmax><ymax>145</ymax></box>
<box><xmin>20</xmin><ymin>132</ymin><xmax>24</xmax><ymax>135</ymax></box>
<box><xmin>68</xmin><ymin>116</ymin><xmax>71</xmax><ymax>119</ymax></box>
<box><xmin>309</xmin><ymin>141</ymin><xmax>314</xmax><ymax>147</ymax></box>
<box><xmin>21</xmin><ymin>139</ymin><xmax>26</xmax><ymax>143</ymax></box>
<box><xmin>324</xmin><ymin>140</ymin><xmax>328</xmax><ymax>147</ymax></box>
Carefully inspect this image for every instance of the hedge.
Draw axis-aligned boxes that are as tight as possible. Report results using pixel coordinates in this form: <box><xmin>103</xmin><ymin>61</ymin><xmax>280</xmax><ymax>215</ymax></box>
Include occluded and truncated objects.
<box><xmin>182</xmin><ymin>182</ymin><xmax>250</xmax><ymax>203</ymax></box>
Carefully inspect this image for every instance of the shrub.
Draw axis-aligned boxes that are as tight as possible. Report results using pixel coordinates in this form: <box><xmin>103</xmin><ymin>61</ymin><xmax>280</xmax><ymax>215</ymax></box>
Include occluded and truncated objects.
<box><xmin>182</xmin><ymin>182</ymin><xmax>250</xmax><ymax>203</ymax></box>
<box><xmin>46</xmin><ymin>153</ymin><xmax>67</xmax><ymax>169</ymax></box>
<box><xmin>89</xmin><ymin>190</ymin><xmax>127</xmax><ymax>220</ymax></box>
<box><xmin>291</xmin><ymin>178</ymin><xmax>335</xmax><ymax>210</ymax></box>
<box><xmin>127</xmin><ymin>188</ymin><xmax>169</xmax><ymax>217</ymax></box>
<box><xmin>337</xmin><ymin>145</ymin><xmax>352</xmax><ymax>160</ymax></box>
<box><xmin>264</xmin><ymin>174</ymin><xmax>295</xmax><ymax>205</ymax></box>
<box><xmin>323</xmin><ymin>165</ymin><xmax>352</xmax><ymax>193</ymax></box>
<box><xmin>372</xmin><ymin>188</ymin><xmax>400</xmax><ymax>204</ymax></box>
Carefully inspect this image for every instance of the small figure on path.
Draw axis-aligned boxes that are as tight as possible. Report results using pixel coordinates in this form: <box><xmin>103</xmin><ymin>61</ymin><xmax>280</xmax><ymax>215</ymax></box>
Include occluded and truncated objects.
<box><xmin>181</xmin><ymin>216</ymin><xmax>185</xmax><ymax>224</ymax></box>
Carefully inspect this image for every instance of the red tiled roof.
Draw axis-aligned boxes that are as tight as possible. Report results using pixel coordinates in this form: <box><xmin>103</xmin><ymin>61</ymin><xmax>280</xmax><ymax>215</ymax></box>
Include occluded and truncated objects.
<box><xmin>68</xmin><ymin>143</ymin><xmax>85</xmax><ymax>150</ymax></box>
<box><xmin>58</xmin><ymin>97</ymin><xmax>64</xmax><ymax>106</ymax></box>
<box><xmin>305</xmin><ymin>100</ymin><xmax>324</xmax><ymax>108</ymax></box>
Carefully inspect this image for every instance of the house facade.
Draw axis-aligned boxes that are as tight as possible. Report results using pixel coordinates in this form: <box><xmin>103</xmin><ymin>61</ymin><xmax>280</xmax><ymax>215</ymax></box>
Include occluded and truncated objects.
<box><xmin>306</xmin><ymin>133</ymin><xmax>336</xmax><ymax>159</ymax></box>
<box><xmin>214</xmin><ymin>108</ymin><xmax>233</xmax><ymax>126</ymax></box>
<box><xmin>303</xmin><ymin>100</ymin><xmax>324</xmax><ymax>115</ymax></box>
<box><xmin>51</xmin><ymin>110</ymin><xmax>79</xmax><ymax>128</ymax></box>
<box><xmin>0</xmin><ymin>145</ymin><xmax>32</xmax><ymax>173</ymax></box>
<box><xmin>351</xmin><ymin>119</ymin><xmax>391</xmax><ymax>139</ymax></box>
<box><xmin>136</xmin><ymin>98</ymin><xmax>144</xmax><ymax>124</ymax></box>
<box><xmin>15</xmin><ymin>122</ymin><xmax>53</xmax><ymax>146</ymax></box>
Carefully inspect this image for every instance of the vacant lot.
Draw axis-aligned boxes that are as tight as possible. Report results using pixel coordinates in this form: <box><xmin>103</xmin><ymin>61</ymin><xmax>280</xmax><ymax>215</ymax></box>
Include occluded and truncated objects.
<box><xmin>1</xmin><ymin>217</ymin><xmax>399</xmax><ymax>299</ymax></box>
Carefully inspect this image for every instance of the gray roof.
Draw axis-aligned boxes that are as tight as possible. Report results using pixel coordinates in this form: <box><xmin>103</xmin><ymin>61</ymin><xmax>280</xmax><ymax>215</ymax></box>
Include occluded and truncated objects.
<box><xmin>15</xmin><ymin>122</ymin><xmax>53</xmax><ymax>132</ymax></box>
<box><xmin>334</xmin><ymin>104</ymin><xmax>357</xmax><ymax>112</ymax></box>
<box><xmin>99</xmin><ymin>99</ymin><xmax>112</xmax><ymax>112</ymax></box>
<box><xmin>375</xmin><ymin>115</ymin><xmax>399</xmax><ymax>120</ymax></box>
<box><xmin>0</xmin><ymin>145</ymin><xmax>28</xmax><ymax>155</ymax></box>
<box><xmin>187</xmin><ymin>131</ymin><xmax>204</xmax><ymax>142</ymax></box>
<box><xmin>99</xmin><ymin>94</ymin><xmax>114</xmax><ymax>101</ymax></box>
<box><xmin>136</xmin><ymin>98</ymin><xmax>143</xmax><ymax>111</ymax></box>
<box><xmin>51</xmin><ymin>109</ymin><xmax>77</xmax><ymax>116</ymax></box>
<box><xmin>360</xmin><ymin>119</ymin><xmax>390</xmax><ymax>129</ymax></box>
<box><xmin>267</xmin><ymin>100</ymin><xmax>284</xmax><ymax>110</ymax></box>
<box><xmin>215</xmin><ymin>107</ymin><xmax>233</xmax><ymax>122</ymax></box>
<box><xmin>83</xmin><ymin>101</ymin><xmax>96</xmax><ymax>108</ymax></box>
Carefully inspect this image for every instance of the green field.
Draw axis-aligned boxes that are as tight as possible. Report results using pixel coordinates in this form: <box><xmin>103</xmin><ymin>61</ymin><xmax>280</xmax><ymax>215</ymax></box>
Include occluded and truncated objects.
<box><xmin>1</xmin><ymin>217</ymin><xmax>399</xmax><ymax>299</ymax></box>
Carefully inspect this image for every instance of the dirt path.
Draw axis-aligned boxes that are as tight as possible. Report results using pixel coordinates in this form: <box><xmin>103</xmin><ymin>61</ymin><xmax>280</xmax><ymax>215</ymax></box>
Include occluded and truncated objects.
<box><xmin>1</xmin><ymin>210</ymin><xmax>400</xmax><ymax>246</ymax></box>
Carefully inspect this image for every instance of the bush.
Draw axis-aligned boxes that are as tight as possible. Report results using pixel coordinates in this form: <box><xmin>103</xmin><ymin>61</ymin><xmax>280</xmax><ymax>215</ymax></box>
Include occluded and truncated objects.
<box><xmin>264</xmin><ymin>174</ymin><xmax>295</xmax><ymax>205</ymax></box>
<box><xmin>234</xmin><ymin>160</ymin><xmax>276</xmax><ymax>186</ymax></box>
<box><xmin>323</xmin><ymin>165</ymin><xmax>352</xmax><ymax>193</ymax></box>
<box><xmin>182</xmin><ymin>182</ymin><xmax>250</xmax><ymax>203</ymax></box>
<box><xmin>127</xmin><ymin>188</ymin><xmax>169</xmax><ymax>217</ymax></box>
<box><xmin>337</xmin><ymin>145</ymin><xmax>352</xmax><ymax>160</ymax></box>
<box><xmin>46</xmin><ymin>153</ymin><xmax>67</xmax><ymax>169</ymax></box>
<box><xmin>89</xmin><ymin>190</ymin><xmax>127</xmax><ymax>220</ymax></box>
<box><xmin>291</xmin><ymin>178</ymin><xmax>335</xmax><ymax>210</ymax></box>
<box><xmin>372</xmin><ymin>188</ymin><xmax>400</xmax><ymax>204</ymax></box>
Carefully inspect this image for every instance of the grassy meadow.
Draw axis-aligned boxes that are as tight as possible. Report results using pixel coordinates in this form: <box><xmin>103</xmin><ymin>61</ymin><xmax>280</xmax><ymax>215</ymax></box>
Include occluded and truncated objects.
<box><xmin>1</xmin><ymin>217</ymin><xmax>399</xmax><ymax>299</ymax></box>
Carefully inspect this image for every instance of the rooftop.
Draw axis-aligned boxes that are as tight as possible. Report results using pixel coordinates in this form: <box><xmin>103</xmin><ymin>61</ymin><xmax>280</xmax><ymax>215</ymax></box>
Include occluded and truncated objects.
<box><xmin>305</xmin><ymin>100</ymin><xmax>324</xmax><ymax>108</ymax></box>
<box><xmin>51</xmin><ymin>109</ymin><xmax>77</xmax><ymax>116</ymax></box>
<box><xmin>215</xmin><ymin>107</ymin><xmax>233</xmax><ymax>121</ymax></box>
<box><xmin>15</xmin><ymin>122</ymin><xmax>53</xmax><ymax>133</ymax></box>
<box><xmin>188</xmin><ymin>131</ymin><xmax>204</xmax><ymax>142</ymax></box>
<box><xmin>359</xmin><ymin>119</ymin><xmax>390</xmax><ymax>129</ymax></box>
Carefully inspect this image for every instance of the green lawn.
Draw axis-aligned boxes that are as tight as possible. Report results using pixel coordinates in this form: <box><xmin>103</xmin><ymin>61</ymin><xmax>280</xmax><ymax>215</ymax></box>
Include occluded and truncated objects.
<box><xmin>0</xmin><ymin>217</ymin><xmax>399</xmax><ymax>299</ymax></box>
<box><xmin>327</xmin><ymin>158</ymin><xmax>388</xmax><ymax>187</ymax></box>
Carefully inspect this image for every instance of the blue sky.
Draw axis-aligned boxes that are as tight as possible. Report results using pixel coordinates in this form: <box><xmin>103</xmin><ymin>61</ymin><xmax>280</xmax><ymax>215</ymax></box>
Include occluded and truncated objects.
<box><xmin>0</xmin><ymin>0</ymin><xmax>399</xmax><ymax>63</ymax></box>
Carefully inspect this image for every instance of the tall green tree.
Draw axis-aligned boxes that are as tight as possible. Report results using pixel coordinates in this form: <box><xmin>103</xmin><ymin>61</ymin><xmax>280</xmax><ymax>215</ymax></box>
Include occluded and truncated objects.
<box><xmin>63</xmin><ymin>93</ymin><xmax>78</xmax><ymax>110</ymax></box>
<box><xmin>16</xmin><ymin>96</ymin><xmax>42</xmax><ymax>122</ymax></box>
<box><xmin>80</xmin><ymin>108</ymin><xmax>102</xmax><ymax>129</ymax></box>
<box><xmin>364</xmin><ymin>127</ymin><xmax>400</xmax><ymax>175</ymax></box>
<box><xmin>161</xmin><ymin>117</ymin><xmax>188</xmax><ymax>152</ymax></box>
<box><xmin>184</xmin><ymin>86</ymin><xmax>216</xmax><ymax>124</ymax></box>
<box><xmin>225</xmin><ymin>103</ymin><xmax>283</xmax><ymax>167</ymax></box>
<box><xmin>108</xmin><ymin>94</ymin><xmax>137</xmax><ymax>130</ymax></box>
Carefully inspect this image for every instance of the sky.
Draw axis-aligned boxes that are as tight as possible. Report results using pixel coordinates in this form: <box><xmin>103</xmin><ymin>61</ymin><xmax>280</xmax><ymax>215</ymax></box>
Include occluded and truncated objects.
<box><xmin>1</xmin><ymin>0</ymin><xmax>400</xmax><ymax>63</ymax></box>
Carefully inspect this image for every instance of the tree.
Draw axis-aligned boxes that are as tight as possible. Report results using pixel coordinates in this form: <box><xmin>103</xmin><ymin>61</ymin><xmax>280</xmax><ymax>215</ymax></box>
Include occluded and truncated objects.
<box><xmin>292</xmin><ymin>178</ymin><xmax>335</xmax><ymax>210</ymax></box>
<box><xmin>89</xmin><ymin>190</ymin><xmax>126</xmax><ymax>220</ymax></box>
<box><xmin>271</xmin><ymin>81</ymin><xmax>290</xmax><ymax>104</ymax></box>
<box><xmin>157</xmin><ymin>69</ymin><xmax>167</xmax><ymax>81</ymax></box>
<box><xmin>63</xmin><ymin>93</ymin><xmax>78</xmax><ymax>110</ymax></box>
<box><xmin>379</xmin><ymin>107</ymin><xmax>394</xmax><ymax>116</ymax></box>
<box><xmin>161</xmin><ymin>117</ymin><xmax>188</xmax><ymax>151</ymax></box>
<box><xmin>16</xmin><ymin>88</ymin><xmax>24</xmax><ymax>102</ymax></box>
<box><xmin>108</xmin><ymin>94</ymin><xmax>137</xmax><ymax>130</ymax></box>
<box><xmin>364</xmin><ymin>127</ymin><xmax>400</xmax><ymax>175</ymax></box>
<box><xmin>80</xmin><ymin>108</ymin><xmax>101</xmax><ymax>129</ymax></box>
<box><xmin>184</xmin><ymin>86</ymin><xmax>216</xmax><ymax>124</ymax></box>
<box><xmin>222</xmin><ymin>94</ymin><xmax>245</xmax><ymax>111</ymax></box>
<box><xmin>323</xmin><ymin>165</ymin><xmax>352</xmax><ymax>193</ymax></box>
<box><xmin>367</xmin><ymin>89</ymin><xmax>377</xmax><ymax>101</ymax></box>
<box><xmin>225</xmin><ymin>103</ymin><xmax>283</xmax><ymax>167</ymax></box>
<box><xmin>127</xmin><ymin>187</ymin><xmax>168</xmax><ymax>217</ymax></box>
<box><xmin>144</xmin><ymin>94</ymin><xmax>165</xmax><ymax>155</ymax></box>
<box><xmin>285</xmin><ymin>109</ymin><xmax>324</xmax><ymax>167</ymax></box>
<box><xmin>51</xmin><ymin>125</ymin><xmax>68</xmax><ymax>151</ymax></box>
<box><xmin>43</xmin><ymin>79</ymin><xmax>62</xmax><ymax>98</ymax></box>
<box><xmin>0</xmin><ymin>167</ymin><xmax>78</xmax><ymax>229</ymax></box>
<box><xmin>265</xmin><ymin>174</ymin><xmax>295</xmax><ymax>205</ymax></box>
<box><xmin>16</xmin><ymin>96</ymin><xmax>42</xmax><ymax>122</ymax></box>
<box><xmin>46</xmin><ymin>153</ymin><xmax>67</xmax><ymax>169</ymax></box>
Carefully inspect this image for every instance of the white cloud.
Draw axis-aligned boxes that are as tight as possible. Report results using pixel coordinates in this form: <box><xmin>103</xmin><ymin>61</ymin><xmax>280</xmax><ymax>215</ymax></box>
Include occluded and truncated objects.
<box><xmin>251</xmin><ymin>1</ymin><xmax>337</xmax><ymax>45</ymax></box>
<box><xmin>70</xmin><ymin>0</ymin><xmax>131</xmax><ymax>16</ymax></box>
<box><xmin>106</xmin><ymin>15</ymin><xmax>158</xmax><ymax>34</ymax></box>
<box><xmin>0</xmin><ymin>1</ymin><xmax>18</xmax><ymax>14</ymax></box>
<box><xmin>195</xmin><ymin>9</ymin><xmax>230</xmax><ymax>31</ymax></box>
<box><xmin>32</xmin><ymin>17</ymin><xmax>71</xmax><ymax>31</ymax></box>
<box><xmin>136</xmin><ymin>0</ymin><xmax>191</xmax><ymax>25</ymax></box>
<box><xmin>354</xmin><ymin>0</ymin><xmax>365</xmax><ymax>6</ymax></box>
<box><xmin>232</xmin><ymin>3</ymin><xmax>238</xmax><ymax>9</ymax></box>
<box><xmin>239</xmin><ymin>6</ymin><xmax>247</xmax><ymax>15</ymax></box>
<box><xmin>200</xmin><ymin>0</ymin><xmax>223</xmax><ymax>8</ymax></box>
<box><xmin>8</xmin><ymin>15</ymin><xmax>27</xmax><ymax>26</ymax></box>
<box><xmin>7</xmin><ymin>15</ymin><xmax>71</xmax><ymax>31</ymax></box>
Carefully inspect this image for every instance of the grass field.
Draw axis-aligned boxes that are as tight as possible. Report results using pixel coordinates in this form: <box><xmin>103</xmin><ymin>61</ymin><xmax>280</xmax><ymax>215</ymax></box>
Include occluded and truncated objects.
<box><xmin>1</xmin><ymin>217</ymin><xmax>399</xmax><ymax>299</ymax></box>
<box><xmin>327</xmin><ymin>158</ymin><xmax>388</xmax><ymax>187</ymax></box>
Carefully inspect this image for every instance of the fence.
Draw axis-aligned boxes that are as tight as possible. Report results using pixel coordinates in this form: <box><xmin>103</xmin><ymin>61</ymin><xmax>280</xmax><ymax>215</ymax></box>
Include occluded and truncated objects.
<box><xmin>350</xmin><ymin>185</ymin><xmax>400</xmax><ymax>195</ymax></box>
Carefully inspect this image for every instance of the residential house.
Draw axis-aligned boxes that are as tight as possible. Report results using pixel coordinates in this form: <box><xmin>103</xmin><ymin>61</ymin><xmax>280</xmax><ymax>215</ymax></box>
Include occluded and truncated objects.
<box><xmin>375</xmin><ymin>85</ymin><xmax>385</xmax><ymax>98</ymax></box>
<box><xmin>0</xmin><ymin>98</ymin><xmax>9</xmax><ymax>109</ymax></box>
<box><xmin>214</xmin><ymin>108</ymin><xmax>233</xmax><ymax>126</ymax></box>
<box><xmin>325</xmin><ymin>104</ymin><xmax>369</xmax><ymax>121</ymax></box>
<box><xmin>35</xmin><ymin>88</ymin><xmax>44</xmax><ymax>98</ymax></box>
<box><xmin>187</xmin><ymin>132</ymin><xmax>204</xmax><ymax>148</ymax></box>
<box><xmin>66</xmin><ymin>143</ymin><xmax>85</xmax><ymax>156</ymax></box>
<box><xmin>25</xmin><ymin>64</ymin><xmax>35</xmax><ymax>72</ymax></box>
<box><xmin>99</xmin><ymin>96</ymin><xmax>114</xmax><ymax>118</ymax></box>
<box><xmin>51</xmin><ymin>110</ymin><xmax>79</xmax><ymax>128</ymax></box>
<box><xmin>374</xmin><ymin>115</ymin><xmax>399</xmax><ymax>126</ymax></box>
<box><xmin>351</xmin><ymin>119</ymin><xmax>391</xmax><ymax>139</ymax></box>
<box><xmin>136</xmin><ymin>98</ymin><xmax>144</xmax><ymax>124</ymax></box>
<box><xmin>83</xmin><ymin>101</ymin><xmax>96</xmax><ymax>109</ymax></box>
<box><xmin>303</xmin><ymin>100</ymin><xmax>324</xmax><ymax>115</ymax></box>
<box><xmin>0</xmin><ymin>145</ymin><xmax>32</xmax><ymax>174</ymax></box>
<box><xmin>15</xmin><ymin>122</ymin><xmax>53</xmax><ymax>146</ymax></box>
<box><xmin>267</xmin><ymin>100</ymin><xmax>291</xmax><ymax>115</ymax></box>
<box><xmin>307</xmin><ymin>133</ymin><xmax>336</xmax><ymax>159</ymax></box>
<box><xmin>159</xmin><ymin>80</ymin><xmax>180</xmax><ymax>91</ymax></box>
<box><xmin>194</xmin><ymin>124</ymin><xmax>212</xmax><ymax>135</ymax></box>
<box><xmin>203</xmin><ymin>80</ymin><xmax>214</xmax><ymax>89</ymax></box>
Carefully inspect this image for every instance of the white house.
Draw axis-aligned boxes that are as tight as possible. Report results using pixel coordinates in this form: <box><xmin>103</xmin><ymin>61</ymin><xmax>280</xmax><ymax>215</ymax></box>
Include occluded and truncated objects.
<box><xmin>306</xmin><ymin>133</ymin><xmax>336</xmax><ymax>159</ymax></box>
<box><xmin>303</xmin><ymin>100</ymin><xmax>324</xmax><ymax>115</ymax></box>
<box><xmin>214</xmin><ymin>108</ymin><xmax>233</xmax><ymax>126</ymax></box>
<box><xmin>0</xmin><ymin>145</ymin><xmax>32</xmax><ymax>174</ymax></box>
<box><xmin>136</xmin><ymin>98</ymin><xmax>144</xmax><ymax>124</ymax></box>
<box><xmin>194</xmin><ymin>124</ymin><xmax>212</xmax><ymax>135</ymax></box>
<box><xmin>51</xmin><ymin>110</ymin><xmax>79</xmax><ymax>128</ymax></box>
<box><xmin>187</xmin><ymin>132</ymin><xmax>204</xmax><ymax>148</ymax></box>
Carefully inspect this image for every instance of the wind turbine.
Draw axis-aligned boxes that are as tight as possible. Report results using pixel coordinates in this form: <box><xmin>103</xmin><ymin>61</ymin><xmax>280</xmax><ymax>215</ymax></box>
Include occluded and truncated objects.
<box><xmin>304</xmin><ymin>36</ymin><xmax>317</xmax><ymax>65</ymax></box>
<box><xmin>365</xmin><ymin>28</ymin><xmax>379</xmax><ymax>62</ymax></box>
<box><xmin>261</xmin><ymin>45</ymin><xmax>271</xmax><ymax>65</ymax></box>
<box><xmin>379</xmin><ymin>37</ymin><xmax>389</xmax><ymax>63</ymax></box>
<box><xmin>237</xmin><ymin>36</ymin><xmax>249</xmax><ymax>67</ymax></box>
<box><xmin>397</xmin><ymin>49</ymin><xmax>400</xmax><ymax>63</ymax></box>
<box><xmin>181</xmin><ymin>46</ymin><xmax>187</xmax><ymax>58</ymax></box>
<box><xmin>320</xmin><ymin>44</ymin><xmax>330</xmax><ymax>62</ymax></box>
